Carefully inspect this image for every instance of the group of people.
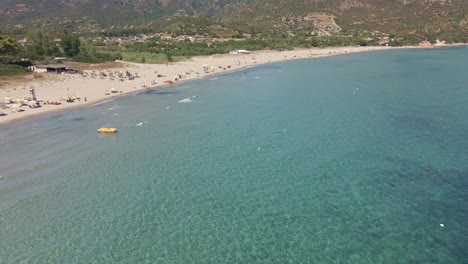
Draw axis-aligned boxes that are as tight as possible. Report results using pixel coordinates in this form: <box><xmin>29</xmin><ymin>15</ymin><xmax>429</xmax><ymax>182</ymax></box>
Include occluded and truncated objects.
<box><xmin>81</xmin><ymin>70</ymin><xmax>140</xmax><ymax>82</ymax></box>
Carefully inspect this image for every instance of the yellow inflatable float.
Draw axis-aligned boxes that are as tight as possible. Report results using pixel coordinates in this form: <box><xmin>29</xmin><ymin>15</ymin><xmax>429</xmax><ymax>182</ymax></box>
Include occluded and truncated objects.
<box><xmin>97</xmin><ymin>127</ymin><xmax>118</xmax><ymax>133</ymax></box>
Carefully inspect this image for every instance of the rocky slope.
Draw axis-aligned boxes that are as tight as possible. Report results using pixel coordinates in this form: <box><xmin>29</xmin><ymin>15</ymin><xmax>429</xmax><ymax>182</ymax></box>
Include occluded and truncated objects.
<box><xmin>0</xmin><ymin>0</ymin><xmax>466</xmax><ymax>41</ymax></box>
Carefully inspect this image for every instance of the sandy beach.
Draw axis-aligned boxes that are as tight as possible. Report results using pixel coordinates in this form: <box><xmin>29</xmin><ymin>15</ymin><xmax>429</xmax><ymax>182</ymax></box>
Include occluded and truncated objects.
<box><xmin>0</xmin><ymin>46</ymin><xmax>407</xmax><ymax>125</ymax></box>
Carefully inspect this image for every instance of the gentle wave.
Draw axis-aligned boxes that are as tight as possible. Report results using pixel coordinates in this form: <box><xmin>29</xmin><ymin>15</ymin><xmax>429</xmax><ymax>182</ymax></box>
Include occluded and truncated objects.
<box><xmin>90</xmin><ymin>99</ymin><xmax>115</xmax><ymax>106</ymax></box>
<box><xmin>178</xmin><ymin>98</ymin><xmax>193</xmax><ymax>103</ymax></box>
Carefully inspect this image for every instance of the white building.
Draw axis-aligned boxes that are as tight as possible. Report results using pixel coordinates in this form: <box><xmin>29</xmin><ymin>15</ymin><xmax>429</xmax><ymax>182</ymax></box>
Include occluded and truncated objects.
<box><xmin>229</xmin><ymin>49</ymin><xmax>250</xmax><ymax>54</ymax></box>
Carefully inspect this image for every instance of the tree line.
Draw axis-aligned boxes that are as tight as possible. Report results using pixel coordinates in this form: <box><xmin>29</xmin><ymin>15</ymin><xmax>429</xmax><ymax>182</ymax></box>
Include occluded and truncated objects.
<box><xmin>1</xmin><ymin>27</ymin><xmax>414</xmax><ymax>76</ymax></box>
<box><xmin>1</xmin><ymin>31</ymin><xmax>81</xmax><ymax>62</ymax></box>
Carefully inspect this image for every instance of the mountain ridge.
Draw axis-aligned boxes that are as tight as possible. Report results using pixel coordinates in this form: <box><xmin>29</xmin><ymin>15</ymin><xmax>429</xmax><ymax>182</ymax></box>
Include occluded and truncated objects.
<box><xmin>1</xmin><ymin>0</ymin><xmax>467</xmax><ymax>42</ymax></box>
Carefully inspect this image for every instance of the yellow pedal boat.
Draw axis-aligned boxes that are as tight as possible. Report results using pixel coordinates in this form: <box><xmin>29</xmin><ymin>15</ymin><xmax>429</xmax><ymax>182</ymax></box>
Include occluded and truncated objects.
<box><xmin>97</xmin><ymin>127</ymin><xmax>117</xmax><ymax>133</ymax></box>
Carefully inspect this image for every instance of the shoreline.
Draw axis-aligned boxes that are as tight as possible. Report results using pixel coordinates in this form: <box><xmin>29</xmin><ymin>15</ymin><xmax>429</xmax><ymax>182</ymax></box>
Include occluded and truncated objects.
<box><xmin>0</xmin><ymin>45</ymin><xmax>448</xmax><ymax>126</ymax></box>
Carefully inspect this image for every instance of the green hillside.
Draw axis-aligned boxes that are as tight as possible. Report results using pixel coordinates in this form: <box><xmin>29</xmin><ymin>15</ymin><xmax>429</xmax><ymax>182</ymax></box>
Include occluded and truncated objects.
<box><xmin>0</xmin><ymin>0</ymin><xmax>466</xmax><ymax>42</ymax></box>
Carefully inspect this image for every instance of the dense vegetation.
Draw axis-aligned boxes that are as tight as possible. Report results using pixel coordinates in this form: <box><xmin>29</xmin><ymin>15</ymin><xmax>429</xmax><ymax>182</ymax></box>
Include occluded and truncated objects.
<box><xmin>0</xmin><ymin>35</ymin><xmax>30</xmax><ymax>76</ymax></box>
<box><xmin>0</xmin><ymin>0</ymin><xmax>466</xmax><ymax>44</ymax></box>
<box><xmin>0</xmin><ymin>35</ymin><xmax>20</xmax><ymax>62</ymax></box>
<box><xmin>0</xmin><ymin>25</ymin><xmax>433</xmax><ymax>75</ymax></box>
<box><xmin>0</xmin><ymin>64</ymin><xmax>30</xmax><ymax>76</ymax></box>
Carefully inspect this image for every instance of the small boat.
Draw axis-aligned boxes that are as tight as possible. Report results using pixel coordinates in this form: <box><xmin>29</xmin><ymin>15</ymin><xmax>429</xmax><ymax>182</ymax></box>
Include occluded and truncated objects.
<box><xmin>97</xmin><ymin>127</ymin><xmax>117</xmax><ymax>133</ymax></box>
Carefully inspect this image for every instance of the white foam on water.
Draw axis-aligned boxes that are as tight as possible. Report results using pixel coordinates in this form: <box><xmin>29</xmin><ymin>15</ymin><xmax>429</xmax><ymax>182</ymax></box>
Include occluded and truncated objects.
<box><xmin>107</xmin><ymin>106</ymin><xmax>120</xmax><ymax>110</ymax></box>
<box><xmin>178</xmin><ymin>98</ymin><xmax>192</xmax><ymax>103</ymax></box>
<box><xmin>139</xmin><ymin>121</ymin><xmax>149</xmax><ymax>126</ymax></box>
<box><xmin>113</xmin><ymin>113</ymin><xmax>119</xmax><ymax>116</ymax></box>
<box><xmin>209</xmin><ymin>77</ymin><xmax>218</xmax><ymax>80</ymax></box>
<box><xmin>191</xmin><ymin>96</ymin><xmax>197</xmax><ymax>98</ymax></box>
<box><xmin>90</xmin><ymin>99</ymin><xmax>114</xmax><ymax>106</ymax></box>
<box><xmin>165</xmin><ymin>106</ymin><xmax>171</xmax><ymax>109</ymax></box>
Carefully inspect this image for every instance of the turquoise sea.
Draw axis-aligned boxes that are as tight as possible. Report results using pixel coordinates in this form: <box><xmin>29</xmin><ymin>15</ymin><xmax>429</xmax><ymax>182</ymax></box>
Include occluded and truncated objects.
<box><xmin>0</xmin><ymin>47</ymin><xmax>467</xmax><ymax>263</ymax></box>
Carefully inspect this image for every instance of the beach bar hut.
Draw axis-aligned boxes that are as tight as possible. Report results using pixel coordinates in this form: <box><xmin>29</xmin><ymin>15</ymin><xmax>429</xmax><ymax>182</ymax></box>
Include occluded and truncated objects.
<box><xmin>46</xmin><ymin>65</ymin><xmax>68</xmax><ymax>73</ymax></box>
<box><xmin>43</xmin><ymin>65</ymin><xmax>78</xmax><ymax>74</ymax></box>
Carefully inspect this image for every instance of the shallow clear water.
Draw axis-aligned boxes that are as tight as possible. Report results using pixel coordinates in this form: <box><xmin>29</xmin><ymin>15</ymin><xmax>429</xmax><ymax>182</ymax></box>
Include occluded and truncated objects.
<box><xmin>1</xmin><ymin>47</ymin><xmax>467</xmax><ymax>263</ymax></box>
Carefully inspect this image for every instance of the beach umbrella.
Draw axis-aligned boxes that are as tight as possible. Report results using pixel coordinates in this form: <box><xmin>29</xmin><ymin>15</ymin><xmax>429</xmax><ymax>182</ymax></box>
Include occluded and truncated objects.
<box><xmin>67</xmin><ymin>92</ymin><xmax>77</xmax><ymax>99</ymax></box>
